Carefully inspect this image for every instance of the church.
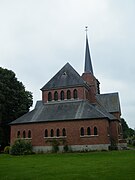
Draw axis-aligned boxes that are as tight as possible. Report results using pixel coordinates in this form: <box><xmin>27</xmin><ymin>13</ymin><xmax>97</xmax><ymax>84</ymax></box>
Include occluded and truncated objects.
<box><xmin>10</xmin><ymin>33</ymin><xmax>126</xmax><ymax>152</ymax></box>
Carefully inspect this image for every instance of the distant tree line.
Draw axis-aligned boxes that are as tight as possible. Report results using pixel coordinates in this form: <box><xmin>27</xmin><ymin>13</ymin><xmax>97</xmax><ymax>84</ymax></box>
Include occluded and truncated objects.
<box><xmin>121</xmin><ymin>118</ymin><xmax>135</xmax><ymax>138</ymax></box>
<box><xmin>0</xmin><ymin>67</ymin><xmax>33</xmax><ymax>149</ymax></box>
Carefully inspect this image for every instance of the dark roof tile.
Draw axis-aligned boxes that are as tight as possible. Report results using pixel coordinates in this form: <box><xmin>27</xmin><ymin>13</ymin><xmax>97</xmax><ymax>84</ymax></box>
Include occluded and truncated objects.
<box><xmin>10</xmin><ymin>99</ymin><xmax>116</xmax><ymax>125</ymax></box>
<box><xmin>41</xmin><ymin>63</ymin><xmax>85</xmax><ymax>90</ymax></box>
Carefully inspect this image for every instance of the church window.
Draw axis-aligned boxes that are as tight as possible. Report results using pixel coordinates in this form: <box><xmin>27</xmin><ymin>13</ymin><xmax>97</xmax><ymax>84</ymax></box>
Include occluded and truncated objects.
<box><xmin>54</xmin><ymin>91</ymin><xmax>58</xmax><ymax>101</ymax></box>
<box><xmin>48</xmin><ymin>92</ymin><xmax>52</xmax><ymax>101</ymax></box>
<box><xmin>45</xmin><ymin>129</ymin><xmax>48</xmax><ymax>137</ymax></box>
<box><xmin>62</xmin><ymin>128</ymin><xmax>66</xmax><ymax>136</ymax></box>
<box><xmin>28</xmin><ymin>130</ymin><xmax>31</xmax><ymax>138</ymax></box>
<box><xmin>67</xmin><ymin>90</ymin><xmax>71</xmax><ymax>99</ymax></box>
<box><xmin>50</xmin><ymin>129</ymin><xmax>54</xmax><ymax>137</ymax></box>
<box><xmin>94</xmin><ymin>127</ymin><xmax>98</xmax><ymax>135</ymax></box>
<box><xmin>56</xmin><ymin>129</ymin><xmax>60</xmax><ymax>137</ymax></box>
<box><xmin>60</xmin><ymin>91</ymin><xmax>64</xmax><ymax>100</ymax></box>
<box><xmin>23</xmin><ymin>130</ymin><xmax>26</xmax><ymax>138</ymax></box>
<box><xmin>73</xmin><ymin>89</ymin><xmax>78</xmax><ymax>99</ymax></box>
<box><xmin>80</xmin><ymin>127</ymin><xmax>84</xmax><ymax>136</ymax></box>
<box><xmin>17</xmin><ymin>131</ymin><xmax>20</xmax><ymax>138</ymax></box>
<box><xmin>87</xmin><ymin>127</ymin><xmax>91</xmax><ymax>135</ymax></box>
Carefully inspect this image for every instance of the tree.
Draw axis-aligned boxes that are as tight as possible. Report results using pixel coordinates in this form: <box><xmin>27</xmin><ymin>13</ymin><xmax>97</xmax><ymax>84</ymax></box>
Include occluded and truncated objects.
<box><xmin>0</xmin><ymin>67</ymin><xmax>33</xmax><ymax>148</ymax></box>
<box><xmin>121</xmin><ymin>118</ymin><xmax>135</xmax><ymax>138</ymax></box>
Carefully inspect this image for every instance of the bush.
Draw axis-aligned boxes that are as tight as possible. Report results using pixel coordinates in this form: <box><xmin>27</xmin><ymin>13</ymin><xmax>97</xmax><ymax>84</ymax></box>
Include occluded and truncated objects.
<box><xmin>4</xmin><ymin>146</ymin><xmax>10</xmax><ymax>154</ymax></box>
<box><xmin>63</xmin><ymin>144</ymin><xmax>69</xmax><ymax>152</ymax></box>
<box><xmin>10</xmin><ymin>139</ymin><xmax>33</xmax><ymax>155</ymax></box>
<box><xmin>51</xmin><ymin>139</ymin><xmax>59</xmax><ymax>153</ymax></box>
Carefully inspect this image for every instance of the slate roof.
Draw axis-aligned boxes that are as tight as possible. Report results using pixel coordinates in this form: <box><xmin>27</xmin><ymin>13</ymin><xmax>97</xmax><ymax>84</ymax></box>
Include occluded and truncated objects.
<box><xmin>96</xmin><ymin>92</ymin><xmax>121</xmax><ymax>114</ymax></box>
<box><xmin>10</xmin><ymin>99</ymin><xmax>116</xmax><ymax>125</ymax></box>
<box><xmin>41</xmin><ymin>63</ymin><xmax>86</xmax><ymax>91</ymax></box>
<box><xmin>84</xmin><ymin>35</ymin><xmax>94</xmax><ymax>74</ymax></box>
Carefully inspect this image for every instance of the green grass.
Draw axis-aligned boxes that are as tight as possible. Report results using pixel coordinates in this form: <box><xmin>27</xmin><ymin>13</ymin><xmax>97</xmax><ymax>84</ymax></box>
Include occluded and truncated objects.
<box><xmin>0</xmin><ymin>150</ymin><xmax>135</xmax><ymax>180</ymax></box>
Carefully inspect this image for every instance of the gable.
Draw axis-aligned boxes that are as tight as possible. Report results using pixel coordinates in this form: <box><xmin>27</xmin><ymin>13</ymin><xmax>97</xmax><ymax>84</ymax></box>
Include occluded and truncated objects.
<box><xmin>41</xmin><ymin>63</ymin><xmax>85</xmax><ymax>91</ymax></box>
<box><xmin>96</xmin><ymin>92</ymin><xmax>121</xmax><ymax>114</ymax></box>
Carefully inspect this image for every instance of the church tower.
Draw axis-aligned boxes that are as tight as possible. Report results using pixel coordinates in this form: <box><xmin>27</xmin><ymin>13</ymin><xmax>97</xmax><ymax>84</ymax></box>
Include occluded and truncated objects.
<box><xmin>82</xmin><ymin>27</ymin><xmax>100</xmax><ymax>103</ymax></box>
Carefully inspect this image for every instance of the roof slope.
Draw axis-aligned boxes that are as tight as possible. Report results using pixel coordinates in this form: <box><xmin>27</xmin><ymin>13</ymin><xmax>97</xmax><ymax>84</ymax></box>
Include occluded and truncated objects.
<box><xmin>10</xmin><ymin>100</ymin><xmax>116</xmax><ymax>125</ymax></box>
<box><xmin>96</xmin><ymin>92</ymin><xmax>121</xmax><ymax>113</ymax></box>
<box><xmin>41</xmin><ymin>63</ymin><xmax>85</xmax><ymax>90</ymax></box>
<box><xmin>84</xmin><ymin>35</ymin><xmax>94</xmax><ymax>74</ymax></box>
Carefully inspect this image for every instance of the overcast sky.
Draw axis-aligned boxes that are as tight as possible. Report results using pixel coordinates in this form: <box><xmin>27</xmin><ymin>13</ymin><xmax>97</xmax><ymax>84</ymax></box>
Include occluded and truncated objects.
<box><xmin>0</xmin><ymin>0</ymin><xmax>135</xmax><ymax>128</ymax></box>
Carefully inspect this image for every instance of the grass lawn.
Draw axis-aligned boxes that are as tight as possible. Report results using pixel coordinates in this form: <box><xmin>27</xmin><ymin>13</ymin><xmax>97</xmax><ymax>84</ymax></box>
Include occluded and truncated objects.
<box><xmin>0</xmin><ymin>150</ymin><xmax>135</xmax><ymax>180</ymax></box>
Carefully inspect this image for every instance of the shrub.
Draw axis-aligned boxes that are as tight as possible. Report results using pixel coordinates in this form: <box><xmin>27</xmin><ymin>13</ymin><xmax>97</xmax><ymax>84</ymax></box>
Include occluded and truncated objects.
<box><xmin>10</xmin><ymin>139</ymin><xmax>33</xmax><ymax>155</ymax></box>
<box><xmin>63</xmin><ymin>144</ymin><xmax>69</xmax><ymax>152</ymax></box>
<box><xmin>51</xmin><ymin>139</ymin><xmax>59</xmax><ymax>153</ymax></box>
<box><xmin>4</xmin><ymin>146</ymin><xmax>10</xmax><ymax>154</ymax></box>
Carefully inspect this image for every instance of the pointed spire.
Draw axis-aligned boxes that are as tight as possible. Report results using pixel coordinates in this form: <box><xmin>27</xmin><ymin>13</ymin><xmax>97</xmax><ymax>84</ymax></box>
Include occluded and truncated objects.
<box><xmin>84</xmin><ymin>27</ymin><xmax>94</xmax><ymax>75</ymax></box>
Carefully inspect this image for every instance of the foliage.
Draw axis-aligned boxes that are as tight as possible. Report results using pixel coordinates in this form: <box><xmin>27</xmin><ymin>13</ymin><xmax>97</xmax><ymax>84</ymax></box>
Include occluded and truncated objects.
<box><xmin>0</xmin><ymin>67</ymin><xmax>33</xmax><ymax>147</ymax></box>
<box><xmin>0</xmin><ymin>151</ymin><xmax>135</xmax><ymax>180</ymax></box>
<box><xmin>127</xmin><ymin>136</ymin><xmax>135</xmax><ymax>147</ymax></box>
<box><xmin>109</xmin><ymin>138</ymin><xmax>118</xmax><ymax>150</ymax></box>
<box><xmin>63</xmin><ymin>144</ymin><xmax>69</xmax><ymax>152</ymax></box>
<box><xmin>4</xmin><ymin>146</ymin><xmax>10</xmax><ymax>154</ymax></box>
<box><xmin>51</xmin><ymin>139</ymin><xmax>59</xmax><ymax>153</ymax></box>
<box><xmin>121</xmin><ymin>118</ymin><xmax>135</xmax><ymax>138</ymax></box>
<box><xmin>10</xmin><ymin>139</ymin><xmax>33</xmax><ymax>155</ymax></box>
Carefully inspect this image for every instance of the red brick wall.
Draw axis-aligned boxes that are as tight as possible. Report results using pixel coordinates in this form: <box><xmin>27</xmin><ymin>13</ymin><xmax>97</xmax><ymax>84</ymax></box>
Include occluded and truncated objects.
<box><xmin>10</xmin><ymin>118</ymin><xmax>110</xmax><ymax>146</ymax></box>
<box><xmin>42</xmin><ymin>86</ymin><xmax>88</xmax><ymax>103</ymax></box>
<box><xmin>82</xmin><ymin>73</ymin><xmax>97</xmax><ymax>103</ymax></box>
<box><xmin>109</xmin><ymin>120</ymin><xmax>119</xmax><ymax>143</ymax></box>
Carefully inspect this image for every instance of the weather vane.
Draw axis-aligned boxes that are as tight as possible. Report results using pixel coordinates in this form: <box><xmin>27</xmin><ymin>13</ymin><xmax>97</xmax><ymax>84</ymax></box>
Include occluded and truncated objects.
<box><xmin>85</xmin><ymin>26</ymin><xmax>88</xmax><ymax>32</ymax></box>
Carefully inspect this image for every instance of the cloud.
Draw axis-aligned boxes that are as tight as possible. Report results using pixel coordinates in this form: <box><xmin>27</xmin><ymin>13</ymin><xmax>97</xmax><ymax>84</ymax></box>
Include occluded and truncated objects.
<box><xmin>0</xmin><ymin>0</ymin><xmax>135</xmax><ymax>128</ymax></box>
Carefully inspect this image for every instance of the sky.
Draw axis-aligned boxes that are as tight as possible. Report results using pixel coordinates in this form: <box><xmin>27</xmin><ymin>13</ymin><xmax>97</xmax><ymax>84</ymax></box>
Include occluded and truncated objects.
<box><xmin>0</xmin><ymin>0</ymin><xmax>135</xmax><ymax>129</ymax></box>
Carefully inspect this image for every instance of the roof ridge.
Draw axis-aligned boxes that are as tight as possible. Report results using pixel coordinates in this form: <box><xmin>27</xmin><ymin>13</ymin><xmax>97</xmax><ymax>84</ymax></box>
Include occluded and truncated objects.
<box><xmin>41</xmin><ymin>63</ymin><xmax>86</xmax><ymax>91</ymax></box>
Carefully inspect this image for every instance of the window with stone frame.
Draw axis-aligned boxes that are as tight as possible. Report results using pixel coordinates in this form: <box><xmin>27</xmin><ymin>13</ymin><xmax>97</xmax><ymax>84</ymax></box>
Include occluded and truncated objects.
<box><xmin>56</xmin><ymin>129</ymin><xmax>60</xmax><ymax>137</ymax></box>
<box><xmin>94</xmin><ymin>127</ymin><xmax>98</xmax><ymax>135</ymax></box>
<box><xmin>28</xmin><ymin>130</ymin><xmax>31</xmax><ymax>138</ymax></box>
<box><xmin>80</xmin><ymin>127</ymin><xmax>84</xmax><ymax>136</ymax></box>
<box><xmin>87</xmin><ymin>127</ymin><xmax>91</xmax><ymax>135</ymax></box>
<box><xmin>50</xmin><ymin>129</ymin><xmax>54</xmax><ymax>137</ymax></box>
<box><xmin>23</xmin><ymin>130</ymin><xmax>26</xmax><ymax>138</ymax></box>
<box><xmin>73</xmin><ymin>89</ymin><xmax>78</xmax><ymax>99</ymax></box>
<box><xmin>17</xmin><ymin>131</ymin><xmax>20</xmax><ymax>138</ymax></box>
<box><xmin>60</xmin><ymin>90</ymin><xmax>64</xmax><ymax>100</ymax></box>
<box><xmin>48</xmin><ymin>92</ymin><xmax>52</xmax><ymax>101</ymax></box>
<box><xmin>67</xmin><ymin>90</ymin><xmax>71</xmax><ymax>99</ymax></box>
<box><xmin>62</xmin><ymin>128</ymin><xmax>66</xmax><ymax>136</ymax></box>
<box><xmin>45</xmin><ymin>129</ymin><xmax>48</xmax><ymax>137</ymax></box>
<box><xmin>54</xmin><ymin>91</ymin><xmax>58</xmax><ymax>101</ymax></box>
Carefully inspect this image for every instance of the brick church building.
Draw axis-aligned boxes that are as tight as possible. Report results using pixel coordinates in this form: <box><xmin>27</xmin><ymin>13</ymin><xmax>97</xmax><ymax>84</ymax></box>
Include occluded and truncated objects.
<box><xmin>10</xmin><ymin>33</ymin><xmax>126</xmax><ymax>152</ymax></box>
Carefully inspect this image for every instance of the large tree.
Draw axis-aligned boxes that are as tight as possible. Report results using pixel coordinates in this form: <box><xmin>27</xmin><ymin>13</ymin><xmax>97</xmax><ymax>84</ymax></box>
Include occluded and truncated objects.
<box><xmin>0</xmin><ymin>67</ymin><xmax>33</xmax><ymax>148</ymax></box>
<box><xmin>121</xmin><ymin>118</ymin><xmax>135</xmax><ymax>138</ymax></box>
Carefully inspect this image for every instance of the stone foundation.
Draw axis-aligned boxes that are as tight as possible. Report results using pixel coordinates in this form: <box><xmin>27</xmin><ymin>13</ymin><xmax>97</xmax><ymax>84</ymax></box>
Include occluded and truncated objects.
<box><xmin>33</xmin><ymin>144</ymin><xmax>110</xmax><ymax>153</ymax></box>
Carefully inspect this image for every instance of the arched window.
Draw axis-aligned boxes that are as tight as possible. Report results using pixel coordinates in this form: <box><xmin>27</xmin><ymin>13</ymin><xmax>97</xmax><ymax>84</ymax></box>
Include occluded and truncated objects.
<box><xmin>94</xmin><ymin>127</ymin><xmax>98</xmax><ymax>135</ymax></box>
<box><xmin>50</xmin><ymin>129</ymin><xmax>54</xmax><ymax>137</ymax></box>
<box><xmin>67</xmin><ymin>90</ymin><xmax>71</xmax><ymax>99</ymax></box>
<box><xmin>73</xmin><ymin>89</ymin><xmax>78</xmax><ymax>99</ymax></box>
<box><xmin>60</xmin><ymin>91</ymin><xmax>64</xmax><ymax>100</ymax></box>
<box><xmin>80</xmin><ymin>127</ymin><xmax>84</xmax><ymax>136</ymax></box>
<box><xmin>56</xmin><ymin>129</ymin><xmax>60</xmax><ymax>137</ymax></box>
<box><xmin>23</xmin><ymin>131</ymin><xmax>26</xmax><ymax>138</ymax></box>
<box><xmin>28</xmin><ymin>130</ymin><xmax>31</xmax><ymax>138</ymax></box>
<box><xmin>62</xmin><ymin>128</ymin><xmax>66</xmax><ymax>136</ymax></box>
<box><xmin>17</xmin><ymin>131</ymin><xmax>20</xmax><ymax>138</ymax></box>
<box><xmin>45</xmin><ymin>129</ymin><xmax>48</xmax><ymax>137</ymax></box>
<box><xmin>87</xmin><ymin>127</ymin><xmax>91</xmax><ymax>135</ymax></box>
<box><xmin>48</xmin><ymin>92</ymin><xmax>52</xmax><ymax>101</ymax></box>
<box><xmin>54</xmin><ymin>91</ymin><xmax>58</xmax><ymax>101</ymax></box>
